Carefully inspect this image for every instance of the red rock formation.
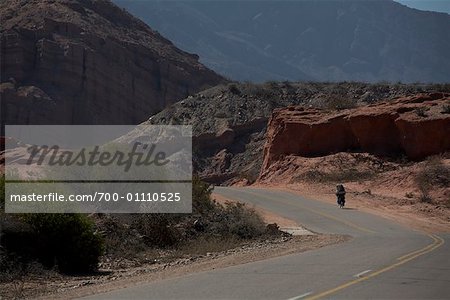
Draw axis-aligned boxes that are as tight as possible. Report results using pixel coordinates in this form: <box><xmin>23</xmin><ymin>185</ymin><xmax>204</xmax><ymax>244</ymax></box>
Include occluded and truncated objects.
<box><xmin>262</xmin><ymin>93</ymin><xmax>450</xmax><ymax>172</ymax></box>
<box><xmin>0</xmin><ymin>0</ymin><xmax>224</xmax><ymax>126</ymax></box>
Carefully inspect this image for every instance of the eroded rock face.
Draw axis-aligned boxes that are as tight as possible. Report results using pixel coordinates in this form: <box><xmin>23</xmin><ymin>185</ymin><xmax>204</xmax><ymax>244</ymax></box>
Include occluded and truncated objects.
<box><xmin>149</xmin><ymin>82</ymin><xmax>450</xmax><ymax>184</ymax></box>
<box><xmin>262</xmin><ymin>93</ymin><xmax>450</xmax><ymax>172</ymax></box>
<box><xmin>0</xmin><ymin>0</ymin><xmax>224</xmax><ymax>127</ymax></box>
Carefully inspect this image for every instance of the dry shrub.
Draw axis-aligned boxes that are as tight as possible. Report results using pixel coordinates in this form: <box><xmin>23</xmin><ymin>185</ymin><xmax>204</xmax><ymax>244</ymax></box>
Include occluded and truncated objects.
<box><xmin>97</xmin><ymin>215</ymin><xmax>146</xmax><ymax>257</ymax></box>
<box><xmin>217</xmin><ymin>202</ymin><xmax>266</xmax><ymax>239</ymax></box>
<box><xmin>298</xmin><ymin>168</ymin><xmax>376</xmax><ymax>183</ymax></box>
<box><xmin>228</xmin><ymin>83</ymin><xmax>241</xmax><ymax>95</ymax></box>
<box><xmin>415</xmin><ymin>157</ymin><xmax>450</xmax><ymax>203</ymax></box>
<box><xmin>99</xmin><ymin>177</ymin><xmax>268</xmax><ymax>259</ymax></box>
<box><xmin>131</xmin><ymin>214</ymin><xmax>182</xmax><ymax>247</ymax></box>
<box><xmin>324</xmin><ymin>96</ymin><xmax>357</xmax><ymax>110</ymax></box>
<box><xmin>238</xmin><ymin>169</ymin><xmax>259</xmax><ymax>185</ymax></box>
<box><xmin>441</xmin><ymin>104</ymin><xmax>450</xmax><ymax>114</ymax></box>
<box><xmin>415</xmin><ymin>107</ymin><xmax>428</xmax><ymax>117</ymax></box>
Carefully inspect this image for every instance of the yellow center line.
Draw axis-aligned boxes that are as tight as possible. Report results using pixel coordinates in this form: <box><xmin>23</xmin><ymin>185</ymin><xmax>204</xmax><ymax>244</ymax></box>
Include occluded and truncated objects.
<box><xmin>305</xmin><ymin>234</ymin><xmax>445</xmax><ymax>300</ymax></box>
<box><xmin>231</xmin><ymin>188</ymin><xmax>376</xmax><ymax>234</ymax></box>
<box><xmin>301</xmin><ymin>206</ymin><xmax>376</xmax><ymax>234</ymax></box>
<box><xmin>222</xmin><ymin>188</ymin><xmax>444</xmax><ymax>300</ymax></box>
<box><xmin>396</xmin><ymin>234</ymin><xmax>439</xmax><ymax>261</ymax></box>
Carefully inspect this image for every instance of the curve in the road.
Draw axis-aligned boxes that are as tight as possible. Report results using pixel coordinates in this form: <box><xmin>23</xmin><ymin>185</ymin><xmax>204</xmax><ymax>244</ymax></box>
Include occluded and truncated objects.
<box><xmin>240</xmin><ymin>189</ymin><xmax>377</xmax><ymax>234</ymax></box>
<box><xmin>306</xmin><ymin>234</ymin><xmax>444</xmax><ymax>300</ymax></box>
<box><xmin>83</xmin><ymin>187</ymin><xmax>449</xmax><ymax>300</ymax></box>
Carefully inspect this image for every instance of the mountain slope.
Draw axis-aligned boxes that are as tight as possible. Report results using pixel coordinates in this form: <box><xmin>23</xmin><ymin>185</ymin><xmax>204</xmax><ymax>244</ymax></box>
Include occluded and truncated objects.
<box><xmin>147</xmin><ymin>81</ymin><xmax>450</xmax><ymax>184</ymax></box>
<box><xmin>0</xmin><ymin>0</ymin><xmax>224</xmax><ymax>126</ymax></box>
<box><xmin>115</xmin><ymin>0</ymin><xmax>450</xmax><ymax>83</ymax></box>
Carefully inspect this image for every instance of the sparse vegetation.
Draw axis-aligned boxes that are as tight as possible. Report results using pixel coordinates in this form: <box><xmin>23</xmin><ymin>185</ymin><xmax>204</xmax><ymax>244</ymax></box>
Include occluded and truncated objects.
<box><xmin>238</xmin><ymin>170</ymin><xmax>259</xmax><ymax>185</ymax></box>
<box><xmin>418</xmin><ymin>188</ymin><xmax>433</xmax><ymax>203</ymax></box>
<box><xmin>297</xmin><ymin>168</ymin><xmax>376</xmax><ymax>183</ymax></box>
<box><xmin>0</xmin><ymin>174</ymin><xmax>4</xmax><ymax>210</ymax></box>
<box><xmin>405</xmin><ymin>192</ymin><xmax>414</xmax><ymax>199</ymax></box>
<box><xmin>96</xmin><ymin>177</ymin><xmax>268</xmax><ymax>260</ymax></box>
<box><xmin>0</xmin><ymin>176</ymin><xmax>270</xmax><ymax>291</ymax></box>
<box><xmin>189</xmin><ymin>177</ymin><xmax>267</xmax><ymax>239</ymax></box>
<box><xmin>210</xmin><ymin>202</ymin><xmax>266</xmax><ymax>239</ymax></box>
<box><xmin>416</xmin><ymin>157</ymin><xmax>450</xmax><ymax>189</ymax></box>
<box><xmin>228</xmin><ymin>83</ymin><xmax>241</xmax><ymax>95</ymax></box>
<box><xmin>415</xmin><ymin>156</ymin><xmax>450</xmax><ymax>204</ymax></box>
<box><xmin>415</xmin><ymin>107</ymin><xmax>428</xmax><ymax>117</ymax></box>
<box><xmin>442</xmin><ymin>104</ymin><xmax>450</xmax><ymax>114</ymax></box>
<box><xmin>324</xmin><ymin>96</ymin><xmax>357</xmax><ymax>110</ymax></box>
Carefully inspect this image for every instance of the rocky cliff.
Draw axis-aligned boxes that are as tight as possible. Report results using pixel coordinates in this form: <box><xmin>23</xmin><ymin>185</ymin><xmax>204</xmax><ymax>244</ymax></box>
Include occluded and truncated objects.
<box><xmin>0</xmin><ymin>0</ymin><xmax>224</xmax><ymax>127</ymax></box>
<box><xmin>148</xmin><ymin>82</ymin><xmax>450</xmax><ymax>184</ymax></box>
<box><xmin>262</xmin><ymin>93</ymin><xmax>450</xmax><ymax>174</ymax></box>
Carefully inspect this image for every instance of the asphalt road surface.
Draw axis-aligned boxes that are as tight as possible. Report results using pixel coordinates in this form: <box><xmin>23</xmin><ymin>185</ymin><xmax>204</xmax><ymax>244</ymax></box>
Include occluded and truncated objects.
<box><xmin>84</xmin><ymin>187</ymin><xmax>449</xmax><ymax>299</ymax></box>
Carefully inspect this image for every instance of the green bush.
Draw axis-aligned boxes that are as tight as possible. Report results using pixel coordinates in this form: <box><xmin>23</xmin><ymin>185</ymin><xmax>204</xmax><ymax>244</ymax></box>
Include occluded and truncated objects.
<box><xmin>22</xmin><ymin>214</ymin><xmax>104</xmax><ymax>274</ymax></box>
<box><xmin>192</xmin><ymin>176</ymin><xmax>215</xmax><ymax>214</ymax></box>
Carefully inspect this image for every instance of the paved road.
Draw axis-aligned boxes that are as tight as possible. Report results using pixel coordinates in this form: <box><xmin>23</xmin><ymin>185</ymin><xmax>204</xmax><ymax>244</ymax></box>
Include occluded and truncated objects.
<box><xmin>84</xmin><ymin>187</ymin><xmax>449</xmax><ymax>299</ymax></box>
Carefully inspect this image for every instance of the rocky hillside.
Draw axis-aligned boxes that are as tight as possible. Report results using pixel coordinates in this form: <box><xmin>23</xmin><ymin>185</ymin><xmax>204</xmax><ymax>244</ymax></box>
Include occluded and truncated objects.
<box><xmin>147</xmin><ymin>82</ymin><xmax>450</xmax><ymax>184</ymax></box>
<box><xmin>262</xmin><ymin>93</ymin><xmax>450</xmax><ymax>174</ymax></box>
<box><xmin>115</xmin><ymin>0</ymin><xmax>450</xmax><ymax>83</ymax></box>
<box><xmin>0</xmin><ymin>0</ymin><xmax>224</xmax><ymax>127</ymax></box>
